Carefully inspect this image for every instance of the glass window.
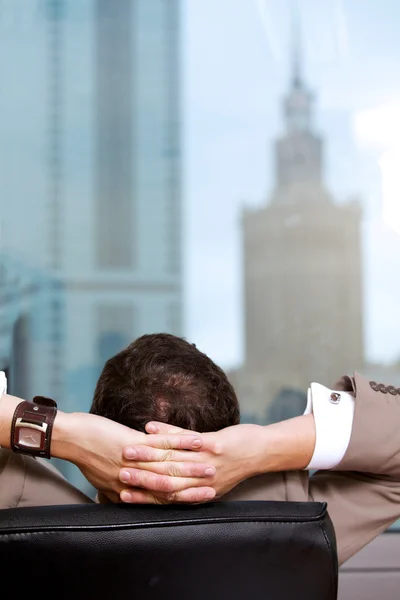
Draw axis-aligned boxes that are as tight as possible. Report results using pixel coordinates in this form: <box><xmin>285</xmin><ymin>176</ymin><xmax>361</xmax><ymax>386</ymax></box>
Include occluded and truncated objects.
<box><xmin>388</xmin><ymin>520</ymin><xmax>400</xmax><ymax>532</ymax></box>
<box><xmin>0</xmin><ymin>0</ymin><xmax>399</xmax><ymax>522</ymax></box>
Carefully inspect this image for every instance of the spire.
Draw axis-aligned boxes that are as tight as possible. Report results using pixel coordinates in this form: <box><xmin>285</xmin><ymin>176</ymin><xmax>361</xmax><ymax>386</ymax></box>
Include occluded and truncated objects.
<box><xmin>291</xmin><ymin>0</ymin><xmax>303</xmax><ymax>89</ymax></box>
<box><xmin>282</xmin><ymin>0</ymin><xmax>314</xmax><ymax>134</ymax></box>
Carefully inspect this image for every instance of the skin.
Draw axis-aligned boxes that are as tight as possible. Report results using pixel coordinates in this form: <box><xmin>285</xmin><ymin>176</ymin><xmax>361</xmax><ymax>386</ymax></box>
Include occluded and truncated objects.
<box><xmin>0</xmin><ymin>393</ymin><xmax>315</xmax><ymax>504</ymax></box>
<box><xmin>0</xmin><ymin>393</ymin><xmax>217</xmax><ymax>503</ymax></box>
<box><xmin>117</xmin><ymin>414</ymin><xmax>316</xmax><ymax>504</ymax></box>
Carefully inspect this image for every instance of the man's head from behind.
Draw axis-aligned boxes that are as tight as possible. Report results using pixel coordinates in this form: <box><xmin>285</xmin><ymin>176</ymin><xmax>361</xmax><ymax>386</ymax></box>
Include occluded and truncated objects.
<box><xmin>90</xmin><ymin>333</ymin><xmax>240</xmax><ymax>433</ymax></box>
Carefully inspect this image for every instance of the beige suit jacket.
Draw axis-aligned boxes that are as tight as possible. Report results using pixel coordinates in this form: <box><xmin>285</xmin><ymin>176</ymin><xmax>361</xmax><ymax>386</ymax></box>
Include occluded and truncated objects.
<box><xmin>1</xmin><ymin>372</ymin><xmax>399</xmax><ymax>566</ymax></box>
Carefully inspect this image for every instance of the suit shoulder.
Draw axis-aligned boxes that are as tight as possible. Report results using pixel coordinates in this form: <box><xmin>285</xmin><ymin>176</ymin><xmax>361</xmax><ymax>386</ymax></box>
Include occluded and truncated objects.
<box><xmin>19</xmin><ymin>455</ymin><xmax>94</xmax><ymax>507</ymax></box>
<box><xmin>0</xmin><ymin>449</ymin><xmax>27</xmax><ymax>509</ymax></box>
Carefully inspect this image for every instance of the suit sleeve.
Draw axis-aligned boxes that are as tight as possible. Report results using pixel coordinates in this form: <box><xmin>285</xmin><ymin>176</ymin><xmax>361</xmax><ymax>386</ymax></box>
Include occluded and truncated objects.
<box><xmin>308</xmin><ymin>371</ymin><xmax>400</xmax><ymax>564</ymax></box>
<box><xmin>18</xmin><ymin>454</ymin><xmax>94</xmax><ymax>507</ymax></box>
<box><xmin>225</xmin><ymin>370</ymin><xmax>400</xmax><ymax>566</ymax></box>
<box><xmin>309</xmin><ymin>470</ymin><xmax>400</xmax><ymax>565</ymax></box>
<box><xmin>227</xmin><ymin>465</ymin><xmax>400</xmax><ymax>566</ymax></box>
<box><xmin>335</xmin><ymin>371</ymin><xmax>400</xmax><ymax>477</ymax></box>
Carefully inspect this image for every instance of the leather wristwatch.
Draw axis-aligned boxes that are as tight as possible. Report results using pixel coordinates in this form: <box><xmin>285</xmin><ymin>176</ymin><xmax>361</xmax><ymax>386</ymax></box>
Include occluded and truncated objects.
<box><xmin>11</xmin><ymin>396</ymin><xmax>58</xmax><ymax>459</ymax></box>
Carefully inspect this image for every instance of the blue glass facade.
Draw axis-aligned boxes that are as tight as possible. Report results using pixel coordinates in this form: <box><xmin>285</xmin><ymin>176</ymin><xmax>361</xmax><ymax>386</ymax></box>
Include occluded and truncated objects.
<box><xmin>0</xmin><ymin>0</ymin><xmax>182</xmax><ymax>491</ymax></box>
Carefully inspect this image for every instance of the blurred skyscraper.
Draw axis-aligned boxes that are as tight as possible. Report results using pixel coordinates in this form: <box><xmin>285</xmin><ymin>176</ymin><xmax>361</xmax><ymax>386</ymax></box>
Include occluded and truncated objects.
<box><xmin>230</xmin><ymin>31</ymin><xmax>364</xmax><ymax>421</ymax></box>
<box><xmin>0</xmin><ymin>0</ymin><xmax>183</xmax><ymax>488</ymax></box>
<box><xmin>64</xmin><ymin>0</ymin><xmax>183</xmax><ymax>400</ymax></box>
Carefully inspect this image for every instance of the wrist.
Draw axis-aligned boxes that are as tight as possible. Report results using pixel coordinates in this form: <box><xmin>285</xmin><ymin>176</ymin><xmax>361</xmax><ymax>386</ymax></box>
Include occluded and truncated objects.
<box><xmin>50</xmin><ymin>410</ymin><xmax>87</xmax><ymax>463</ymax></box>
<box><xmin>0</xmin><ymin>396</ymin><xmax>93</xmax><ymax>465</ymax></box>
<box><xmin>254</xmin><ymin>414</ymin><xmax>316</xmax><ymax>475</ymax></box>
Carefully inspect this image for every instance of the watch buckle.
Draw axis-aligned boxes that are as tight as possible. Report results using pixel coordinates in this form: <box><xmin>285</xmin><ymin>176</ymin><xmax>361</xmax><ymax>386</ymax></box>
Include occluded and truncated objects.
<box><xmin>15</xmin><ymin>418</ymin><xmax>48</xmax><ymax>434</ymax></box>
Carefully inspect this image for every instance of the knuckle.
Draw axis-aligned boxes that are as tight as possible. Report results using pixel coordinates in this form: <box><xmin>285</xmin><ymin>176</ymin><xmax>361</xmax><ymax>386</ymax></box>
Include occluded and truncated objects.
<box><xmin>192</xmin><ymin>488</ymin><xmax>201</xmax><ymax>501</ymax></box>
<box><xmin>162</xmin><ymin>449</ymin><xmax>174</xmax><ymax>462</ymax></box>
<box><xmin>159</xmin><ymin>475</ymin><xmax>174</xmax><ymax>493</ymax></box>
<box><xmin>140</xmin><ymin>448</ymin><xmax>151</xmax><ymax>461</ymax></box>
<box><xmin>193</xmin><ymin>464</ymin><xmax>205</xmax><ymax>476</ymax></box>
<box><xmin>179</xmin><ymin>437</ymin><xmax>191</xmax><ymax>449</ymax></box>
<box><xmin>213</xmin><ymin>441</ymin><xmax>223</xmax><ymax>456</ymax></box>
<box><xmin>165</xmin><ymin>491</ymin><xmax>177</xmax><ymax>503</ymax></box>
<box><xmin>169</xmin><ymin>464</ymin><xmax>181</xmax><ymax>478</ymax></box>
<box><xmin>133</xmin><ymin>449</ymin><xmax>145</xmax><ymax>462</ymax></box>
<box><xmin>162</xmin><ymin>438</ymin><xmax>173</xmax><ymax>451</ymax></box>
<box><xmin>129</xmin><ymin>471</ymin><xmax>140</xmax><ymax>486</ymax></box>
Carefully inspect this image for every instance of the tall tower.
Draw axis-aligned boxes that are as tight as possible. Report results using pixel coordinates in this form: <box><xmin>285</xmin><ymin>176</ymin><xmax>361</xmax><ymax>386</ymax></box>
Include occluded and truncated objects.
<box><xmin>87</xmin><ymin>0</ymin><xmax>183</xmax><ymax>366</ymax></box>
<box><xmin>45</xmin><ymin>0</ymin><xmax>65</xmax><ymax>405</ymax></box>
<box><xmin>95</xmin><ymin>0</ymin><xmax>134</xmax><ymax>270</ymax></box>
<box><xmin>232</xmin><ymin>18</ymin><xmax>364</xmax><ymax>419</ymax></box>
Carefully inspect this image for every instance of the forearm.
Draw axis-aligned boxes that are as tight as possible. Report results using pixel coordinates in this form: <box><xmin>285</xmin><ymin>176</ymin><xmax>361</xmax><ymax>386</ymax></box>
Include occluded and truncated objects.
<box><xmin>0</xmin><ymin>387</ymin><xmax>215</xmax><ymax>504</ymax></box>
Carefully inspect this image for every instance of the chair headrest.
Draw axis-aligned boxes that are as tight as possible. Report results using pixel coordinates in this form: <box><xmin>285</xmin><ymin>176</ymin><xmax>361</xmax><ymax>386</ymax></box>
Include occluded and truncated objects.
<box><xmin>0</xmin><ymin>500</ymin><xmax>337</xmax><ymax>600</ymax></box>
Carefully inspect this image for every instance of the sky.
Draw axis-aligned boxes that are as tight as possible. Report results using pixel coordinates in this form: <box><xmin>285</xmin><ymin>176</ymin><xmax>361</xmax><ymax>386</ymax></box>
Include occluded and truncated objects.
<box><xmin>183</xmin><ymin>0</ymin><xmax>400</xmax><ymax>369</ymax></box>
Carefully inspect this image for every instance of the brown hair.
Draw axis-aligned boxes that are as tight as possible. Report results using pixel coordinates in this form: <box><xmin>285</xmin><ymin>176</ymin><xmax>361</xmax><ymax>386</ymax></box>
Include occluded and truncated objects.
<box><xmin>90</xmin><ymin>333</ymin><xmax>240</xmax><ymax>432</ymax></box>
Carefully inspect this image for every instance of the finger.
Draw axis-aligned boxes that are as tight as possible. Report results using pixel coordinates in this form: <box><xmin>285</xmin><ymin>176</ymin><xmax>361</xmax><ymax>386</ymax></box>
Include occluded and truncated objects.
<box><xmin>123</xmin><ymin>445</ymin><xmax>207</xmax><ymax>463</ymax></box>
<box><xmin>173</xmin><ymin>486</ymin><xmax>216</xmax><ymax>503</ymax></box>
<box><xmin>146</xmin><ymin>433</ymin><xmax>204</xmax><ymax>451</ymax></box>
<box><xmin>120</xmin><ymin>486</ymin><xmax>216</xmax><ymax>504</ymax></box>
<box><xmin>99</xmin><ymin>491</ymin><xmax>121</xmax><ymax>504</ymax></box>
<box><xmin>120</xmin><ymin>489</ymin><xmax>165</xmax><ymax>504</ymax></box>
<box><xmin>117</xmin><ymin>468</ymin><xmax>207</xmax><ymax>493</ymax></box>
<box><xmin>123</xmin><ymin>433</ymin><xmax>204</xmax><ymax>459</ymax></box>
<box><xmin>120</xmin><ymin>461</ymin><xmax>215</xmax><ymax>481</ymax></box>
<box><xmin>145</xmin><ymin>421</ymin><xmax>196</xmax><ymax>435</ymax></box>
<box><xmin>135</xmin><ymin>462</ymin><xmax>216</xmax><ymax>478</ymax></box>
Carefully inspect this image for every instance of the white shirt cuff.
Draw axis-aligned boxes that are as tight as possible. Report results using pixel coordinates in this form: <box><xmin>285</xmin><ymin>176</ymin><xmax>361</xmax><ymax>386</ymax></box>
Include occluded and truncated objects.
<box><xmin>303</xmin><ymin>382</ymin><xmax>355</xmax><ymax>470</ymax></box>
<box><xmin>0</xmin><ymin>371</ymin><xmax>7</xmax><ymax>398</ymax></box>
<box><xmin>0</xmin><ymin>371</ymin><xmax>7</xmax><ymax>449</ymax></box>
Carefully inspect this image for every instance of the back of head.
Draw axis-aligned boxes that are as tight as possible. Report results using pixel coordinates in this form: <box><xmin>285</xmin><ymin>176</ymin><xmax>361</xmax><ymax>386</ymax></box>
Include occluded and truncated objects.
<box><xmin>90</xmin><ymin>333</ymin><xmax>240</xmax><ymax>432</ymax></box>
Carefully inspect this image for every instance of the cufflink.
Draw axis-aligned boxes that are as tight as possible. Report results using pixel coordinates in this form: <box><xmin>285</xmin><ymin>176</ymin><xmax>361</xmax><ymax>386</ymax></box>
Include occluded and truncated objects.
<box><xmin>329</xmin><ymin>392</ymin><xmax>341</xmax><ymax>404</ymax></box>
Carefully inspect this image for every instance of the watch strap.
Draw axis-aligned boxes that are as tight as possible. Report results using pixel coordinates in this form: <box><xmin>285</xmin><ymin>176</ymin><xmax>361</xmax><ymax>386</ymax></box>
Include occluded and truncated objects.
<box><xmin>0</xmin><ymin>372</ymin><xmax>7</xmax><ymax>450</ymax></box>
<box><xmin>11</xmin><ymin>396</ymin><xmax>58</xmax><ymax>459</ymax></box>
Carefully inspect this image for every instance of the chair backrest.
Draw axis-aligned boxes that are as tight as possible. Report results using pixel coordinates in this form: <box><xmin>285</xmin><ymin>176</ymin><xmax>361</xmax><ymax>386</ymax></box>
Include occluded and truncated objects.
<box><xmin>0</xmin><ymin>500</ymin><xmax>337</xmax><ymax>600</ymax></box>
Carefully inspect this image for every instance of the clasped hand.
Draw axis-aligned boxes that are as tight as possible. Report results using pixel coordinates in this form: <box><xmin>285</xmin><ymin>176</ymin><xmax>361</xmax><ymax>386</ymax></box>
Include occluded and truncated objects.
<box><xmin>117</xmin><ymin>422</ymin><xmax>265</xmax><ymax>504</ymax></box>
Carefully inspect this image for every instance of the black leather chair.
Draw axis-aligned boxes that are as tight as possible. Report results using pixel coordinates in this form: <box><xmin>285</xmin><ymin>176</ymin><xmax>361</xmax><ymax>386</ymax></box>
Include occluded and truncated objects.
<box><xmin>0</xmin><ymin>500</ymin><xmax>337</xmax><ymax>599</ymax></box>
